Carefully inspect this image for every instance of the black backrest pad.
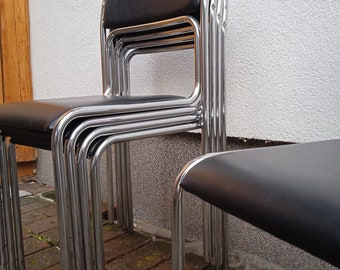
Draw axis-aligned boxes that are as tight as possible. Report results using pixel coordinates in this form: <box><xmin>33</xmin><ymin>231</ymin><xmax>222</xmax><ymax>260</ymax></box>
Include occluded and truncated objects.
<box><xmin>103</xmin><ymin>0</ymin><xmax>200</xmax><ymax>29</ymax></box>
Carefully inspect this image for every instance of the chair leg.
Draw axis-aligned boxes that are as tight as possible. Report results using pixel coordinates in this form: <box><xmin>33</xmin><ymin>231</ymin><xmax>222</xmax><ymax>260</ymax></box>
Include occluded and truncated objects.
<box><xmin>0</xmin><ymin>135</ymin><xmax>8</xmax><ymax>267</ymax></box>
<box><xmin>0</xmin><ymin>188</ymin><xmax>7</xmax><ymax>268</ymax></box>
<box><xmin>114</xmin><ymin>144</ymin><xmax>125</xmax><ymax>227</ymax></box>
<box><xmin>121</xmin><ymin>142</ymin><xmax>133</xmax><ymax>232</ymax></box>
<box><xmin>114</xmin><ymin>142</ymin><xmax>133</xmax><ymax>231</ymax></box>
<box><xmin>106</xmin><ymin>147</ymin><xmax>115</xmax><ymax>224</ymax></box>
<box><xmin>64</xmin><ymin>139</ymin><xmax>86</xmax><ymax>270</ymax></box>
<box><xmin>0</xmin><ymin>136</ymin><xmax>16</xmax><ymax>269</ymax></box>
<box><xmin>76</xmin><ymin>150</ymin><xmax>95</xmax><ymax>269</ymax></box>
<box><xmin>90</xmin><ymin>157</ymin><xmax>105</xmax><ymax>270</ymax></box>
<box><xmin>171</xmin><ymin>179</ymin><xmax>185</xmax><ymax>270</ymax></box>
<box><xmin>201</xmin><ymin>0</ymin><xmax>228</xmax><ymax>267</ymax></box>
<box><xmin>8</xmin><ymin>142</ymin><xmax>25</xmax><ymax>270</ymax></box>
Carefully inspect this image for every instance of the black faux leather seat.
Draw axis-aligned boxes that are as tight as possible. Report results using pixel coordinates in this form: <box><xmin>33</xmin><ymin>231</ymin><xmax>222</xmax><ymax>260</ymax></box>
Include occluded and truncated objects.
<box><xmin>176</xmin><ymin>139</ymin><xmax>340</xmax><ymax>268</ymax></box>
<box><xmin>103</xmin><ymin>0</ymin><xmax>200</xmax><ymax>29</ymax></box>
<box><xmin>0</xmin><ymin>0</ymin><xmax>204</xmax><ymax>268</ymax></box>
<box><xmin>0</xmin><ymin>95</ymin><xmax>182</xmax><ymax>149</ymax></box>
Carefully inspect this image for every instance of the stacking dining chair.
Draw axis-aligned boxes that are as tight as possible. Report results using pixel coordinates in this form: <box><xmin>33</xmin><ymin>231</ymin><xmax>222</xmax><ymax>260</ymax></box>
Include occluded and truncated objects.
<box><xmin>172</xmin><ymin>140</ymin><xmax>340</xmax><ymax>270</ymax></box>
<box><xmin>0</xmin><ymin>0</ymin><xmax>228</xmax><ymax>269</ymax></box>
<box><xmin>71</xmin><ymin>1</ymin><xmax>227</xmax><ymax>265</ymax></box>
<box><xmin>0</xmin><ymin>0</ymin><xmax>214</xmax><ymax>269</ymax></box>
<box><xmin>71</xmin><ymin>1</ymin><xmax>229</xmax><ymax>269</ymax></box>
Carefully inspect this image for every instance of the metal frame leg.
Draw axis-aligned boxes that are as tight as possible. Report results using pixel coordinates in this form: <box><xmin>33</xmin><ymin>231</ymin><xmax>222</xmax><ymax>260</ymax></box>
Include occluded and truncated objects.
<box><xmin>0</xmin><ymin>136</ymin><xmax>16</xmax><ymax>269</ymax></box>
<box><xmin>0</xmin><ymin>135</ymin><xmax>8</xmax><ymax>268</ymax></box>
<box><xmin>201</xmin><ymin>0</ymin><xmax>229</xmax><ymax>268</ymax></box>
<box><xmin>90</xmin><ymin>157</ymin><xmax>105</xmax><ymax>270</ymax></box>
<box><xmin>172</xmin><ymin>179</ymin><xmax>185</xmax><ymax>270</ymax></box>
<box><xmin>8</xmin><ymin>143</ymin><xmax>25</xmax><ymax>270</ymax></box>
<box><xmin>106</xmin><ymin>148</ymin><xmax>115</xmax><ymax>224</ymax></box>
<box><xmin>114</xmin><ymin>144</ymin><xmax>125</xmax><ymax>227</ymax></box>
<box><xmin>64</xmin><ymin>139</ymin><xmax>85</xmax><ymax>270</ymax></box>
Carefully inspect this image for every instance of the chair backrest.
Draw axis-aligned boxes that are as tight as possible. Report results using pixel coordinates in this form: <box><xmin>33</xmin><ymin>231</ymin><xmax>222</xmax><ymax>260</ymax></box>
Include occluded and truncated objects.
<box><xmin>100</xmin><ymin>0</ymin><xmax>228</xmax><ymax>154</ymax></box>
<box><xmin>100</xmin><ymin>0</ymin><xmax>201</xmax><ymax>106</ymax></box>
<box><xmin>103</xmin><ymin>0</ymin><xmax>200</xmax><ymax>29</ymax></box>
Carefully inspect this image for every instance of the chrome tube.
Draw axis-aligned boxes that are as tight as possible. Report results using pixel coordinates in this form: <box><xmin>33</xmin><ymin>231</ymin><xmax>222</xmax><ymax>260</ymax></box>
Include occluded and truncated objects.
<box><xmin>8</xmin><ymin>143</ymin><xmax>25</xmax><ymax>270</ymax></box>
<box><xmin>0</xmin><ymin>134</ymin><xmax>8</xmax><ymax>268</ymax></box>
<box><xmin>64</xmin><ymin>107</ymin><xmax>199</xmax><ymax>268</ymax></box>
<box><xmin>90</xmin><ymin>157</ymin><xmax>105</xmax><ymax>269</ymax></box>
<box><xmin>105</xmin><ymin>16</ymin><xmax>201</xmax><ymax>105</ymax></box>
<box><xmin>52</xmin><ymin>12</ymin><xmax>201</xmax><ymax>270</ymax></box>
<box><xmin>172</xmin><ymin>179</ymin><xmax>185</xmax><ymax>270</ymax></box>
<box><xmin>106</xmin><ymin>148</ymin><xmax>115</xmax><ymax>223</ymax></box>
<box><xmin>100</xmin><ymin>0</ymin><xmax>109</xmax><ymax>94</ymax></box>
<box><xmin>89</xmin><ymin>123</ymin><xmax>200</xmax><ymax>266</ymax></box>
<box><xmin>200</xmin><ymin>0</ymin><xmax>229</xmax><ymax>266</ymax></box>
<box><xmin>114</xmin><ymin>33</ymin><xmax>195</xmax><ymax>223</ymax></box>
<box><xmin>171</xmin><ymin>154</ymin><xmax>217</xmax><ymax>270</ymax></box>
<box><xmin>112</xmin><ymin>33</ymin><xmax>196</xmax><ymax>230</ymax></box>
<box><xmin>200</xmin><ymin>0</ymin><xmax>213</xmax><ymax>262</ymax></box>
<box><xmin>76</xmin><ymin>120</ymin><xmax>199</xmax><ymax>269</ymax></box>
<box><xmin>104</xmin><ymin>18</ymin><xmax>199</xmax><ymax>233</ymax></box>
<box><xmin>0</xmin><ymin>136</ymin><xmax>15</xmax><ymax>269</ymax></box>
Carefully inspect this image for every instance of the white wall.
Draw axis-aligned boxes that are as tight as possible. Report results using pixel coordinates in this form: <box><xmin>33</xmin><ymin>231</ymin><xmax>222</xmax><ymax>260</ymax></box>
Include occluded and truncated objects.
<box><xmin>29</xmin><ymin>0</ymin><xmax>340</xmax><ymax>143</ymax></box>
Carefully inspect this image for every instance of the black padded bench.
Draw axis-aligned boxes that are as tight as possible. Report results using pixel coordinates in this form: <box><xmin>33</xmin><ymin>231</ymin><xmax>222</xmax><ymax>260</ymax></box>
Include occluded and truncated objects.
<box><xmin>173</xmin><ymin>139</ymin><xmax>340</xmax><ymax>269</ymax></box>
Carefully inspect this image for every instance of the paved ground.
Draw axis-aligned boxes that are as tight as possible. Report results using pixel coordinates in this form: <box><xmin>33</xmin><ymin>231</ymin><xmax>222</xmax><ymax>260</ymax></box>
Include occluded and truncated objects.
<box><xmin>19</xmin><ymin>181</ymin><xmax>212</xmax><ymax>270</ymax></box>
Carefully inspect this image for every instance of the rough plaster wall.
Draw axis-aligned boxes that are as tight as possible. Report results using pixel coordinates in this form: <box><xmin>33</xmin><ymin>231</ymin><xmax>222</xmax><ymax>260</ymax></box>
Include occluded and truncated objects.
<box><xmin>227</xmin><ymin>0</ymin><xmax>340</xmax><ymax>142</ymax></box>
<box><xmin>29</xmin><ymin>0</ymin><xmax>103</xmax><ymax>99</ymax></box>
<box><xmin>29</xmin><ymin>0</ymin><xmax>340</xmax><ymax>142</ymax></box>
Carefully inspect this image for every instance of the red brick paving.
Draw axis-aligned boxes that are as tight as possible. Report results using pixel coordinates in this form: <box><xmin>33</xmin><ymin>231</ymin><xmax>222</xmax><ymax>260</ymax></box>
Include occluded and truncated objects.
<box><xmin>19</xmin><ymin>181</ymin><xmax>210</xmax><ymax>270</ymax></box>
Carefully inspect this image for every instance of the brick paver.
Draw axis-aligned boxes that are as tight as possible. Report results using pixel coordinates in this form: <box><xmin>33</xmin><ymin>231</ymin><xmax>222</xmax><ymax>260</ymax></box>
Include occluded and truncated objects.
<box><xmin>19</xmin><ymin>182</ymin><xmax>210</xmax><ymax>270</ymax></box>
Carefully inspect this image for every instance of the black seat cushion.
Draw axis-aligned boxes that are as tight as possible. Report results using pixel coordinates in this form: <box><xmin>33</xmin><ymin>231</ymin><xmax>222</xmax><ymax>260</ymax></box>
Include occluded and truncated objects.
<box><xmin>180</xmin><ymin>139</ymin><xmax>340</xmax><ymax>268</ymax></box>
<box><xmin>0</xmin><ymin>95</ymin><xmax>183</xmax><ymax>149</ymax></box>
<box><xmin>103</xmin><ymin>0</ymin><xmax>200</xmax><ymax>29</ymax></box>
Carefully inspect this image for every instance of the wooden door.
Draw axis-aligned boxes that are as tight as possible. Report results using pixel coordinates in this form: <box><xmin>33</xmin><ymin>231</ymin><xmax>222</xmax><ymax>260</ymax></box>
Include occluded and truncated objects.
<box><xmin>0</xmin><ymin>0</ymin><xmax>36</xmax><ymax>180</ymax></box>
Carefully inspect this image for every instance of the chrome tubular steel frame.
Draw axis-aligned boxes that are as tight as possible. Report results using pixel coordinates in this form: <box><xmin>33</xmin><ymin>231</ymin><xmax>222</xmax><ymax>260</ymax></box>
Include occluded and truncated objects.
<box><xmin>62</xmin><ymin>27</ymin><xmax>197</xmax><ymax>268</ymax></box>
<box><xmin>50</xmin><ymin>10</ymin><xmax>201</xmax><ymax>270</ymax></box>
<box><xmin>105</xmin><ymin>32</ymin><xmax>195</xmax><ymax>231</ymax></box>
<box><xmin>0</xmin><ymin>135</ymin><xmax>25</xmax><ymax>270</ymax></box>
<box><xmin>65</xmin><ymin>107</ymin><xmax>199</xmax><ymax>269</ymax></box>
<box><xmin>0</xmin><ymin>0</ymin><xmax>227</xmax><ymax>269</ymax></box>
<box><xmin>100</xmin><ymin>13</ymin><xmax>199</xmax><ymax>241</ymax></box>
<box><xmin>58</xmin><ymin>22</ymin><xmax>199</xmax><ymax>268</ymax></box>
<box><xmin>77</xmin><ymin>117</ymin><xmax>200</xmax><ymax>269</ymax></box>
<box><xmin>173</xmin><ymin>0</ymin><xmax>229</xmax><ymax>269</ymax></box>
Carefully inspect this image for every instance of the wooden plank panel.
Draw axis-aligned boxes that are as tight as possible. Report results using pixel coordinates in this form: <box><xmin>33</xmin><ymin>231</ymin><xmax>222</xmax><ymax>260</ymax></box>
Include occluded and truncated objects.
<box><xmin>0</xmin><ymin>0</ymin><xmax>32</xmax><ymax>102</ymax></box>
<box><xmin>0</xmin><ymin>46</ymin><xmax>3</xmax><ymax>104</ymax></box>
<box><xmin>16</xmin><ymin>145</ymin><xmax>37</xmax><ymax>162</ymax></box>
<box><xmin>1</xmin><ymin>0</ymin><xmax>35</xmax><ymax>178</ymax></box>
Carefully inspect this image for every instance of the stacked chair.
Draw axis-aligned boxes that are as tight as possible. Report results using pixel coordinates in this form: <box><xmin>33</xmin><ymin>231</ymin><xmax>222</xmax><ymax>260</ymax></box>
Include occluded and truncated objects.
<box><xmin>0</xmin><ymin>0</ymin><xmax>228</xmax><ymax>269</ymax></box>
<box><xmin>172</xmin><ymin>139</ymin><xmax>340</xmax><ymax>270</ymax></box>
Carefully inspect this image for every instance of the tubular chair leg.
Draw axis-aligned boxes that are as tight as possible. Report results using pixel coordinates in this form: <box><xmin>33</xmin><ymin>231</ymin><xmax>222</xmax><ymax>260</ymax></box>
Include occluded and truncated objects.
<box><xmin>114</xmin><ymin>141</ymin><xmax>133</xmax><ymax>232</ymax></box>
<box><xmin>63</xmin><ymin>138</ymin><xmax>85</xmax><ymax>270</ymax></box>
<box><xmin>0</xmin><ymin>189</ymin><xmax>7</xmax><ymax>268</ymax></box>
<box><xmin>0</xmin><ymin>136</ymin><xmax>16</xmax><ymax>269</ymax></box>
<box><xmin>106</xmin><ymin>147</ymin><xmax>115</xmax><ymax>224</ymax></box>
<box><xmin>172</xmin><ymin>180</ymin><xmax>185</xmax><ymax>270</ymax></box>
<box><xmin>201</xmin><ymin>0</ymin><xmax>228</xmax><ymax>267</ymax></box>
<box><xmin>8</xmin><ymin>143</ymin><xmax>25</xmax><ymax>270</ymax></box>
<box><xmin>0</xmin><ymin>135</ymin><xmax>8</xmax><ymax>268</ymax></box>
<box><xmin>90</xmin><ymin>159</ymin><xmax>105</xmax><ymax>270</ymax></box>
<box><xmin>114</xmin><ymin>144</ymin><xmax>124</xmax><ymax>227</ymax></box>
<box><xmin>121</xmin><ymin>142</ymin><xmax>133</xmax><ymax>232</ymax></box>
